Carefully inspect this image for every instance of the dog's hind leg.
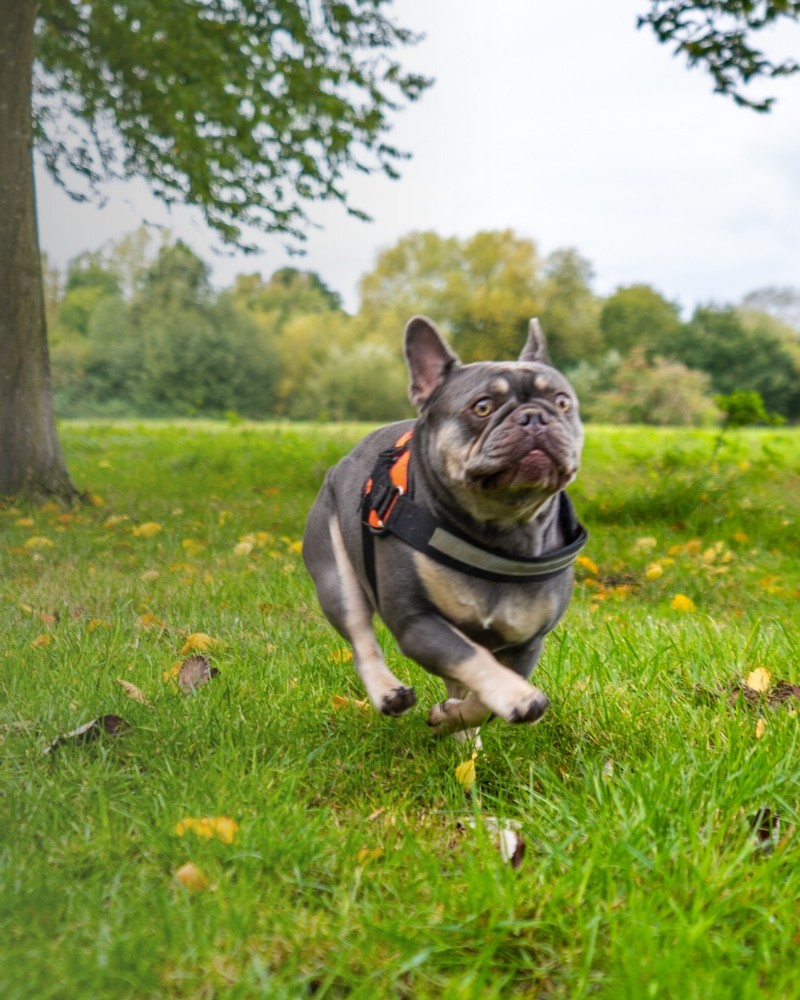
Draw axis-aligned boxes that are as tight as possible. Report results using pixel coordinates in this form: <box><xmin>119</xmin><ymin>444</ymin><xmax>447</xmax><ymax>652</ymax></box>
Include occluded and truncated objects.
<box><xmin>443</xmin><ymin>679</ymin><xmax>483</xmax><ymax>748</ymax></box>
<box><xmin>304</xmin><ymin>507</ymin><xmax>416</xmax><ymax>716</ymax></box>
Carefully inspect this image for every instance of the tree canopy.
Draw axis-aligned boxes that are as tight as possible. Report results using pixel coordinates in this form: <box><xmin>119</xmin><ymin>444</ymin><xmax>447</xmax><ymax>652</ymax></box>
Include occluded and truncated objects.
<box><xmin>34</xmin><ymin>0</ymin><xmax>431</xmax><ymax>250</ymax></box>
<box><xmin>639</xmin><ymin>0</ymin><xmax>800</xmax><ymax>111</ymax></box>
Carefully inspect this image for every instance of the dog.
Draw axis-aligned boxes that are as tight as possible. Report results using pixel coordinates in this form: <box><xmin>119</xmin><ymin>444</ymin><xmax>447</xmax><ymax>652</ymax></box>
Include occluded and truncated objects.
<box><xmin>302</xmin><ymin>316</ymin><xmax>586</xmax><ymax>738</ymax></box>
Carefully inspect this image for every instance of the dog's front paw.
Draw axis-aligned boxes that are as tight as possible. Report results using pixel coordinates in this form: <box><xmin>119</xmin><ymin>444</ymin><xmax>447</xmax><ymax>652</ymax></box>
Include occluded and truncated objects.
<box><xmin>508</xmin><ymin>688</ymin><xmax>550</xmax><ymax>724</ymax></box>
<box><xmin>380</xmin><ymin>685</ymin><xmax>417</xmax><ymax>716</ymax></box>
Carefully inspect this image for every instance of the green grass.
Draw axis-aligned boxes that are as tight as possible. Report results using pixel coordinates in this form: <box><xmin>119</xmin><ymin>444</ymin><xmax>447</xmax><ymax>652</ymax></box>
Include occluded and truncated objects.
<box><xmin>1</xmin><ymin>422</ymin><xmax>798</xmax><ymax>999</ymax></box>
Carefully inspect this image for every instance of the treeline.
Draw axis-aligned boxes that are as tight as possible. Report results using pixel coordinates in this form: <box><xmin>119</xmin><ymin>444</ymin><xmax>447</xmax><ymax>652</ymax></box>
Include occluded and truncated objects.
<box><xmin>47</xmin><ymin>227</ymin><xmax>800</xmax><ymax>424</ymax></box>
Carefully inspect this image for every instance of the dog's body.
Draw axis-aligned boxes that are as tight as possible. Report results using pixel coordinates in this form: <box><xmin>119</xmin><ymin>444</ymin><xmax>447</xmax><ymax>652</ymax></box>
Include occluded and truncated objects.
<box><xmin>303</xmin><ymin>316</ymin><xmax>586</xmax><ymax>736</ymax></box>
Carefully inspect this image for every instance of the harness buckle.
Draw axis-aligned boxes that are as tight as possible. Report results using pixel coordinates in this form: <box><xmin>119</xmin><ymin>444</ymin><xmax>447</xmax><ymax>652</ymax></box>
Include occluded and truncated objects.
<box><xmin>369</xmin><ymin>482</ymin><xmax>405</xmax><ymax>532</ymax></box>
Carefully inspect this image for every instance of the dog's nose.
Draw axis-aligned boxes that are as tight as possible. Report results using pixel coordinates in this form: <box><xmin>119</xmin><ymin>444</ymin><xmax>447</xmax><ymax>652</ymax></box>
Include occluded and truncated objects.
<box><xmin>516</xmin><ymin>407</ymin><xmax>549</xmax><ymax>427</ymax></box>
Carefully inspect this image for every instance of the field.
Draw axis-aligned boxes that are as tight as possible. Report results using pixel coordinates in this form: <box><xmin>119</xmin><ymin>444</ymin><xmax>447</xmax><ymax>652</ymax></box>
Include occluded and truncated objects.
<box><xmin>1</xmin><ymin>421</ymin><xmax>799</xmax><ymax>999</ymax></box>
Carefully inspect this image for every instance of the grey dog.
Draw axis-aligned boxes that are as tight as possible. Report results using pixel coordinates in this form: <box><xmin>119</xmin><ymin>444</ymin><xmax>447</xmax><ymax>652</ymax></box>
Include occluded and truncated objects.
<box><xmin>302</xmin><ymin>316</ymin><xmax>586</xmax><ymax>738</ymax></box>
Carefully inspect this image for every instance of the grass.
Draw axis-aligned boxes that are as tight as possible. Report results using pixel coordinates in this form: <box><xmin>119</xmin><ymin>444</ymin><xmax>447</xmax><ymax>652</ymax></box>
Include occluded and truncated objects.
<box><xmin>1</xmin><ymin>421</ymin><xmax>799</xmax><ymax>999</ymax></box>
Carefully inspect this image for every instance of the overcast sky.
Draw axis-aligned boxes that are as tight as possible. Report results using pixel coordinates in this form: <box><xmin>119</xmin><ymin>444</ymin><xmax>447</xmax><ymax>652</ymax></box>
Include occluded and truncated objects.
<box><xmin>36</xmin><ymin>0</ymin><xmax>800</xmax><ymax>317</ymax></box>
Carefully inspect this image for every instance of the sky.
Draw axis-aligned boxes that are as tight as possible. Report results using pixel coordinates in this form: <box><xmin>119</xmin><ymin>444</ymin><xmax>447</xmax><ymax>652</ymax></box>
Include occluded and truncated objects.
<box><xmin>36</xmin><ymin>0</ymin><xmax>800</xmax><ymax>318</ymax></box>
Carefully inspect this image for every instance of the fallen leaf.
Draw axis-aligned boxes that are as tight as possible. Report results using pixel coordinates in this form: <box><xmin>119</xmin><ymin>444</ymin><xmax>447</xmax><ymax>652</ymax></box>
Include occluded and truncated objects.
<box><xmin>116</xmin><ymin>678</ymin><xmax>150</xmax><ymax>706</ymax></box>
<box><xmin>671</xmin><ymin>593</ymin><xmax>696</xmax><ymax>612</ymax></box>
<box><xmin>178</xmin><ymin>655</ymin><xmax>219</xmax><ymax>694</ymax></box>
<box><xmin>175</xmin><ymin>816</ymin><xmax>238</xmax><ymax>844</ymax></box>
<box><xmin>131</xmin><ymin>522</ymin><xmax>162</xmax><ymax>539</ymax></box>
<box><xmin>749</xmin><ymin>808</ymin><xmax>780</xmax><ymax>853</ymax></box>
<box><xmin>174</xmin><ymin>862</ymin><xmax>210</xmax><ymax>891</ymax></box>
<box><xmin>455</xmin><ymin>753</ymin><xmax>478</xmax><ymax>791</ymax></box>
<box><xmin>769</xmin><ymin>681</ymin><xmax>800</xmax><ymax>704</ymax></box>
<box><xmin>644</xmin><ymin>563</ymin><xmax>663</xmax><ymax>580</ymax></box>
<box><xmin>24</xmin><ymin>536</ymin><xmax>54</xmax><ymax>550</ymax></box>
<box><xmin>30</xmin><ymin>634</ymin><xmax>53</xmax><ymax>649</ymax></box>
<box><xmin>44</xmin><ymin>714</ymin><xmax>129</xmax><ymax>754</ymax></box>
<box><xmin>755</xmin><ymin>718</ymin><xmax>767</xmax><ymax>739</ymax></box>
<box><xmin>459</xmin><ymin>816</ymin><xmax>525</xmax><ymax>869</ymax></box>
<box><xmin>331</xmin><ymin>694</ymin><xmax>370</xmax><ymax>712</ymax></box>
<box><xmin>180</xmin><ymin>632</ymin><xmax>215</xmax><ymax>655</ymax></box>
<box><xmin>357</xmin><ymin>846</ymin><xmax>384</xmax><ymax>864</ymax></box>
<box><xmin>138</xmin><ymin>613</ymin><xmax>166</xmax><ymax>630</ymax></box>
<box><xmin>745</xmin><ymin>667</ymin><xmax>771</xmax><ymax>693</ymax></box>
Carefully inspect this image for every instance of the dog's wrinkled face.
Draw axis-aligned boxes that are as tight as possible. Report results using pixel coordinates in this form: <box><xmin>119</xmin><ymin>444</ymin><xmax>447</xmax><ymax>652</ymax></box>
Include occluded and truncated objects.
<box><xmin>406</xmin><ymin>317</ymin><xmax>583</xmax><ymax>525</ymax></box>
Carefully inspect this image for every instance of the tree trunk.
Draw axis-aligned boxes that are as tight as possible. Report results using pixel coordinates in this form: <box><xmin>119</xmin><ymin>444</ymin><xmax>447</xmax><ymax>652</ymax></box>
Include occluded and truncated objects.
<box><xmin>0</xmin><ymin>0</ymin><xmax>81</xmax><ymax>502</ymax></box>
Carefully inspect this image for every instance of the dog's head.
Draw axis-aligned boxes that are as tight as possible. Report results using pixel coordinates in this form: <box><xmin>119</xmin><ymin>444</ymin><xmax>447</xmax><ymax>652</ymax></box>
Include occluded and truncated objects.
<box><xmin>405</xmin><ymin>316</ymin><xmax>583</xmax><ymax>524</ymax></box>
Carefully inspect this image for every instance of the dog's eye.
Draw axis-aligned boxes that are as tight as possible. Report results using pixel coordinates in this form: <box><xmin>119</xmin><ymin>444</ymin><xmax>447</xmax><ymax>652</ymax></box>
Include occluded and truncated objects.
<box><xmin>472</xmin><ymin>398</ymin><xmax>495</xmax><ymax>418</ymax></box>
<box><xmin>554</xmin><ymin>393</ymin><xmax>572</xmax><ymax>412</ymax></box>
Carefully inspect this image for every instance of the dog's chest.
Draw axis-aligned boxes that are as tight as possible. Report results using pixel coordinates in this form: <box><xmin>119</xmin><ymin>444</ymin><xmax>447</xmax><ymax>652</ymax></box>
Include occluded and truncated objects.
<box><xmin>413</xmin><ymin>553</ymin><xmax>558</xmax><ymax>647</ymax></box>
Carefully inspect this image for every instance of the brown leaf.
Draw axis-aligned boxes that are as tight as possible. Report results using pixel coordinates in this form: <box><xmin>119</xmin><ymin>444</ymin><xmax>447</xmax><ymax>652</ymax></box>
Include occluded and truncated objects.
<box><xmin>116</xmin><ymin>678</ymin><xmax>150</xmax><ymax>705</ymax></box>
<box><xmin>178</xmin><ymin>654</ymin><xmax>219</xmax><ymax>694</ymax></box>
<box><xmin>44</xmin><ymin>714</ymin><xmax>129</xmax><ymax>754</ymax></box>
<box><xmin>769</xmin><ymin>681</ymin><xmax>800</xmax><ymax>705</ymax></box>
<box><xmin>749</xmin><ymin>808</ymin><xmax>780</xmax><ymax>853</ymax></box>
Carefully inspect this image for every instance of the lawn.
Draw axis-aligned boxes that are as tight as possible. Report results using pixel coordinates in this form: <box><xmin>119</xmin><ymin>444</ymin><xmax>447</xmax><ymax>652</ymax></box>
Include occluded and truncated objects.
<box><xmin>1</xmin><ymin>421</ymin><xmax>798</xmax><ymax>999</ymax></box>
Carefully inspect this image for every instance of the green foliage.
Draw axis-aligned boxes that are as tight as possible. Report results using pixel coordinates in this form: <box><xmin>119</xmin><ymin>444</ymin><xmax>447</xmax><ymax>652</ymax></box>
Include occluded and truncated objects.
<box><xmin>582</xmin><ymin>348</ymin><xmax>717</xmax><ymax>426</ymax></box>
<box><xmin>677</xmin><ymin>306</ymin><xmax>800</xmax><ymax>418</ymax></box>
<box><xmin>358</xmin><ymin>229</ymin><xmax>544</xmax><ymax>360</ymax></box>
<box><xmin>715</xmin><ymin>390</ymin><xmax>774</xmax><ymax>428</ymax></box>
<box><xmin>600</xmin><ymin>283</ymin><xmax>683</xmax><ymax>357</ymax></box>
<box><xmin>2</xmin><ymin>423</ymin><xmax>799</xmax><ymax>997</ymax></box>
<box><xmin>539</xmin><ymin>248</ymin><xmax>603</xmax><ymax>368</ymax></box>
<box><xmin>34</xmin><ymin>0</ymin><xmax>431</xmax><ymax>248</ymax></box>
<box><xmin>638</xmin><ymin>1</ymin><xmax>800</xmax><ymax>112</ymax></box>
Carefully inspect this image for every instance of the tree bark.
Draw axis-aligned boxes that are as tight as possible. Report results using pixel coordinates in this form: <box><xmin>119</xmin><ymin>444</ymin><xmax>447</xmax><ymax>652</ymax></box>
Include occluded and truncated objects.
<box><xmin>0</xmin><ymin>0</ymin><xmax>80</xmax><ymax>502</ymax></box>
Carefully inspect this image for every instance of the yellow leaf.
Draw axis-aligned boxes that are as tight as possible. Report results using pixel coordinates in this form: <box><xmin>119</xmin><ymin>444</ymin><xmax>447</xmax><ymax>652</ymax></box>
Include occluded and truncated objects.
<box><xmin>645</xmin><ymin>563</ymin><xmax>663</xmax><ymax>580</ymax></box>
<box><xmin>631</xmin><ymin>536</ymin><xmax>658</xmax><ymax>553</ymax></box>
<box><xmin>576</xmin><ymin>555</ymin><xmax>598</xmax><ymax>575</ymax></box>
<box><xmin>138</xmin><ymin>613</ymin><xmax>165</xmax><ymax>630</ymax></box>
<box><xmin>175</xmin><ymin>816</ymin><xmax>239</xmax><ymax>844</ymax></box>
<box><xmin>132</xmin><ymin>522</ymin><xmax>162</xmax><ymax>539</ymax></box>
<box><xmin>24</xmin><ymin>536</ymin><xmax>54</xmax><ymax>550</ymax></box>
<box><xmin>87</xmin><ymin>494</ymin><xmax>105</xmax><ymax>507</ymax></box>
<box><xmin>181</xmin><ymin>538</ymin><xmax>205</xmax><ymax>554</ymax></box>
<box><xmin>40</xmin><ymin>503</ymin><xmax>59</xmax><ymax>514</ymax></box>
<box><xmin>233</xmin><ymin>541</ymin><xmax>254</xmax><ymax>556</ymax></box>
<box><xmin>15</xmin><ymin>517</ymin><xmax>35</xmax><ymax>528</ymax></box>
<box><xmin>332</xmin><ymin>694</ymin><xmax>370</xmax><ymax>712</ymax></box>
<box><xmin>287</xmin><ymin>540</ymin><xmax>303</xmax><ymax>555</ymax></box>
<box><xmin>163</xmin><ymin>661</ymin><xmax>183</xmax><ymax>683</ymax></box>
<box><xmin>671</xmin><ymin>594</ymin><xmax>696</xmax><ymax>613</ymax></box>
<box><xmin>180</xmin><ymin>632</ymin><xmax>216</xmax><ymax>655</ymax></box>
<box><xmin>746</xmin><ymin>667</ymin><xmax>771</xmax><ymax>693</ymax></box>
<box><xmin>103</xmin><ymin>515</ymin><xmax>129</xmax><ymax>529</ymax></box>
<box><xmin>455</xmin><ymin>753</ymin><xmax>478</xmax><ymax>791</ymax></box>
<box><xmin>31</xmin><ymin>634</ymin><xmax>52</xmax><ymax>649</ymax></box>
<box><xmin>174</xmin><ymin>862</ymin><xmax>209</xmax><ymax>891</ymax></box>
<box><xmin>87</xmin><ymin>618</ymin><xmax>110</xmax><ymax>633</ymax></box>
<box><xmin>357</xmin><ymin>846</ymin><xmax>384</xmax><ymax>864</ymax></box>
<box><xmin>328</xmin><ymin>648</ymin><xmax>353</xmax><ymax>664</ymax></box>
<box><xmin>116</xmin><ymin>678</ymin><xmax>150</xmax><ymax>705</ymax></box>
<box><xmin>732</xmin><ymin>531</ymin><xmax>749</xmax><ymax>544</ymax></box>
<box><xmin>140</xmin><ymin>570</ymin><xmax>160</xmax><ymax>582</ymax></box>
<box><xmin>755</xmin><ymin>718</ymin><xmax>767</xmax><ymax>740</ymax></box>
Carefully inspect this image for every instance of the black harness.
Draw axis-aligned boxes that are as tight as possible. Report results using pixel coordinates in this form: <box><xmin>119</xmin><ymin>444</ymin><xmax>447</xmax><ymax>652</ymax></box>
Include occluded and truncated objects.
<box><xmin>361</xmin><ymin>430</ymin><xmax>588</xmax><ymax>601</ymax></box>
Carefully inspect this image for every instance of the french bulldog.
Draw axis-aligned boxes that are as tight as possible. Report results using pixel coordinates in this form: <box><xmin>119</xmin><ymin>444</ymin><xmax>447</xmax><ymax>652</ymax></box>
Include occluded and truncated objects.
<box><xmin>302</xmin><ymin>316</ymin><xmax>586</xmax><ymax>738</ymax></box>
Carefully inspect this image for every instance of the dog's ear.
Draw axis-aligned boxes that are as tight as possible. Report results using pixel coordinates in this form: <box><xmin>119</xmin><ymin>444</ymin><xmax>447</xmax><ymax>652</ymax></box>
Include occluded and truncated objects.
<box><xmin>405</xmin><ymin>316</ymin><xmax>460</xmax><ymax>407</ymax></box>
<box><xmin>519</xmin><ymin>318</ymin><xmax>551</xmax><ymax>365</ymax></box>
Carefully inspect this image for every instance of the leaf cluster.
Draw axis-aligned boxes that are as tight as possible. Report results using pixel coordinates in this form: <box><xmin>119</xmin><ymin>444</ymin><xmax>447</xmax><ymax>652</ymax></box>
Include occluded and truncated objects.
<box><xmin>639</xmin><ymin>0</ymin><xmax>800</xmax><ymax>111</ymax></box>
<box><xmin>34</xmin><ymin>0</ymin><xmax>432</xmax><ymax>249</ymax></box>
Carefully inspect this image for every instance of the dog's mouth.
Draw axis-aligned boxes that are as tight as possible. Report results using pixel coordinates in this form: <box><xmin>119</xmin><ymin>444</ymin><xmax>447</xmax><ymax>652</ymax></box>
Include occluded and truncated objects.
<box><xmin>474</xmin><ymin>447</ymin><xmax>573</xmax><ymax>492</ymax></box>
